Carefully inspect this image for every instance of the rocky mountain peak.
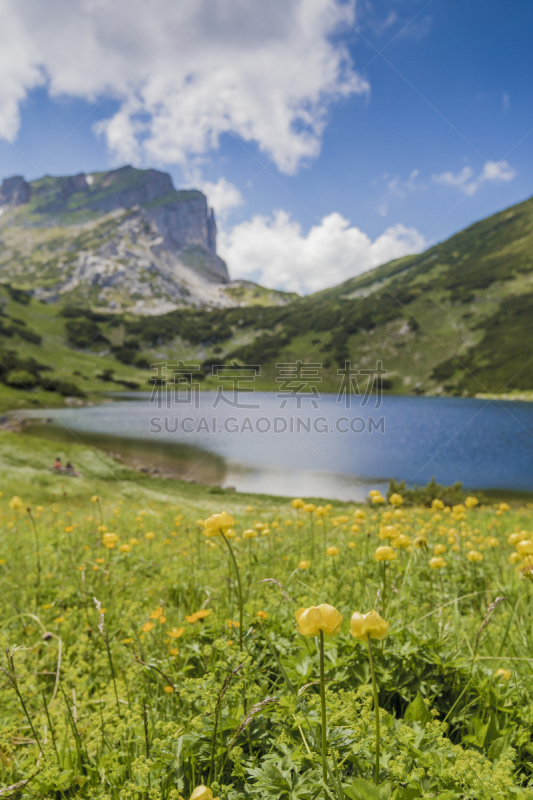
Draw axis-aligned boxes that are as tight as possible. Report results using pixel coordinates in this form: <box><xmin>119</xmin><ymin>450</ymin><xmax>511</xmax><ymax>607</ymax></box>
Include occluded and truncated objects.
<box><xmin>0</xmin><ymin>175</ymin><xmax>31</xmax><ymax>206</ymax></box>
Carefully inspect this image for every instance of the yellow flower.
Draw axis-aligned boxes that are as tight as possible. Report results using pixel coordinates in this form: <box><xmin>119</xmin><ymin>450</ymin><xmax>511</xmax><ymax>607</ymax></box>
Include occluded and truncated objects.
<box><xmin>499</xmin><ymin>502</ymin><xmax>510</xmax><ymax>512</ymax></box>
<box><xmin>295</xmin><ymin>604</ymin><xmax>343</xmax><ymax>637</ymax></box>
<box><xmin>242</xmin><ymin>529</ymin><xmax>258</xmax><ymax>539</ymax></box>
<box><xmin>256</xmin><ymin>610</ymin><xmax>268</xmax><ymax>620</ymax></box>
<box><xmin>142</xmin><ymin>622</ymin><xmax>154</xmax><ymax>633</ymax></box>
<box><xmin>348</xmin><ymin>541</ymin><xmax>357</xmax><ymax>549</ymax></box>
<box><xmin>389</xmin><ymin>493</ymin><xmax>403</xmax><ymax>506</ymax></box>
<box><xmin>97</xmin><ymin>524</ymin><xmax>107</xmax><ymax>533</ymax></box>
<box><xmin>373</xmin><ymin>545</ymin><xmax>397</xmax><ymax>562</ymax></box>
<box><xmin>433</xmin><ymin>544</ymin><xmax>447</xmax><ymax>555</ymax></box>
<box><xmin>326</xmin><ymin>546</ymin><xmax>339</xmax><ymax>556</ymax></box>
<box><xmin>95</xmin><ymin>557</ymin><xmax>105</xmax><ymax>564</ymax></box>
<box><xmin>150</xmin><ymin>607</ymin><xmax>164</xmax><ymax>619</ymax></box>
<box><xmin>227</xmin><ymin>619</ymin><xmax>241</xmax><ymax>628</ymax></box>
<box><xmin>516</xmin><ymin>540</ymin><xmax>533</xmax><ymax>555</ymax></box>
<box><xmin>353</xmin><ymin>509</ymin><xmax>366</xmax><ymax>521</ymax></box>
<box><xmin>466</xmin><ymin>550</ymin><xmax>483</xmax><ymax>562</ymax></box>
<box><xmin>122</xmin><ymin>638</ymin><xmax>133</xmax><ymax>644</ymax></box>
<box><xmin>509</xmin><ymin>552</ymin><xmax>522</xmax><ymax>564</ymax></box>
<box><xmin>204</xmin><ymin>511</ymin><xmax>234</xmax><ymax>536</ymax></box>
<box><xmin>163</xmin><ymin>685</ymin><xmax>174</xmax><ymax>694</ymax></box>
<box><xmin>167</xmin><ymin>627</ymin><xmax>185</xmax><ymax>638</ymax></box>
<box><xmin>413</xmin><ymin>536</ymin><xmax>427</xmax><ymax>548</ymax></box>
<box><xmin>169</xmin><ymin>647</ymin><xmax>179</xmax><ymax>656</ymax></box>
<box><xmin>144</xmin><ymin>531</ymin><xmax>155</xmax><ymax>540</ymax></box>
<box><xmin>90</xmin><ymin>495</ymin><xmax>99</xmax><ymax>503</ymax></box>
<box><xmin>64</xmin><ymin>526</ymin><xmax>74</xmax><ymax>533</ymax></box>
<box><xmin>392</xmin><ymin>534</ymin><xmax>411</xmax><ymax>549</ymax></box>
<box><xmin>119</xmin><ymin>544</ymin><xmax>131</xmax><ymax>553</ymax></box>
<box><xmin>464</xmin><ymin>496</ymin><xmax>479</xmax><ymax>509</ymax></box>
<box><xmin>190</xmin><ymin>786</ymin><xmax>220</xmax><ymax>800</ymax></box>
<box><xmin>508</xmin><ymin>532</ymin><xmax>524</xmax><ymax>545</ymax></box>
<box><xmin>245</xmin><ymin>505</ymin><xmax>254</xmax><ymax>512</ymax></box>
<box><xmin>349</xmin><ymin>609</ymin><xmax>389</xmax><ymax>642</ymax></box>
<box><xmin>431</xmin><ymin>498</ymin><xmax>444</xmax><ymax>510</ymax></box>
<box><xmin>186</xmin><ymin>609</ymin><xmax>212</xmax><ymax>623</ymax></box>
<box><xmin>78</xmin><ymin>565</ymin><xmax>85</xmax><ymax>571</ymax></box>
<box><xmin>298</xmin><ymin>560</ymin><xmax>311</xmax><ymax>570</ymax></box>
<box><xmin>8</xmin><ymin>496</ymin><xmax>23</xmax><ymax>510</ymax></box>
<box><xmin>130</xmin><ymin>537</ymin><xmax>139</xmax><ymax>545</ymax></box>
<box><xmin>429</xmin><ymin>556</ymin><xmax>447</xmax><ymax>570</ymax></box>
<box><xmin>291</xmin><ymin>498</ymin><xmax>305</xmax><ymax>509</ymax></box>
<box><xmin>378</xmin><ymin>525</ymin><xmax>397</xmax><ymax>540</ymax></box>
<box><xmin>369</xmin><ymin>490</ymin><xmax>385</xmax><ymax>504</ymax></box>
<box><xmin>303</xmin><ymin>503</ymin><xmax>316</xmax><ymax>513</ymax></box>
<box><xmin>225</xmin><ymin>528</ymin><xmax>237</xmax><ymax>539</ymax></box>
<box><xmin>494</xmin><ymin>668</ymin><xmax>511</xmax><ymax>681</ymax></box>
<box><xmin>102</xmin><ymin>532</ymin><xmax>119</xmax><ymax>549</ymax></box>
<box><xmin>36</xmin><ymin>505</ymin><xmax>44</xmax><ymax>512</ymax></box>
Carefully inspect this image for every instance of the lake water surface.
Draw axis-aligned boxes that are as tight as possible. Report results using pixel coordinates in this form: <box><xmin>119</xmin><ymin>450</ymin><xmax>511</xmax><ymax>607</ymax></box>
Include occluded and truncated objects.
<box><xmin>18</xmin><ymin>392</ymin><xmax>533</xmax><ymax>501</ymax></box>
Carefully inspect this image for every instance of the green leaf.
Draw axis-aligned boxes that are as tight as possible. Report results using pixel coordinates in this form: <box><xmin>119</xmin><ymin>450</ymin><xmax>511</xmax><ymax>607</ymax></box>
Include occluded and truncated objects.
<box><xmin>488</xmin><ymin>735</ymin><xmax>512</xmax><ymax>760</ymax></box>
<box><xmin>403</xmin><ymin>692</ymin><xmax>431</xmax><ymax>725</ymax></box>
<box><xmin>344</xmin><ymin>778</ymin><xmax>392</xmax><ymax>800</ymax></box>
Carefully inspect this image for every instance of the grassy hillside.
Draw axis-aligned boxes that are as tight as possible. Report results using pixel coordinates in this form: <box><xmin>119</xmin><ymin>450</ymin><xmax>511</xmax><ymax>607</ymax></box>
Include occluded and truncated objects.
<box><xmin>2</xmin><ymin>192</ymin><xmax>533</xmax><ymax>407</ymax></box>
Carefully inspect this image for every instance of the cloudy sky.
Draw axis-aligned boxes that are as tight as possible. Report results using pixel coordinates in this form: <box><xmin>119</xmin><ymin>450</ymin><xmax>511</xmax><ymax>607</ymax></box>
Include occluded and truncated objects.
<box><xmin>0</xmin><ymin>0</ymin><xmax>531</xmax><ymax>294</ymax></box>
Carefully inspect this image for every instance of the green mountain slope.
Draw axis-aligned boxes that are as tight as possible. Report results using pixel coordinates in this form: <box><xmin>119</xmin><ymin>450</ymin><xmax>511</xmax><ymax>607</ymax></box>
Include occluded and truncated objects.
<box><xmin>2</xmin><ymin>192</ymin><xmax>533</xmax><ymax>408</ymax></box>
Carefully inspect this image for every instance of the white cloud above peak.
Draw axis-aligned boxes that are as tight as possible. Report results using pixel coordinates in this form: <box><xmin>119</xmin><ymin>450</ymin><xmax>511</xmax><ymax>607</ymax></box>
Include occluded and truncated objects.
<box><xmin>218</xmin><ymin>211</ymin><xmax>427</xmax><ymax>295</ymax></box>
<box><xmin>432</xmin><ymin>160</ymin><xmax>516</xmax><ymax>195</ymax></box>
<box><xmin>0</xmin><ymin>0</ymin><xmax>368</xmax><ymax>175</ymax></box>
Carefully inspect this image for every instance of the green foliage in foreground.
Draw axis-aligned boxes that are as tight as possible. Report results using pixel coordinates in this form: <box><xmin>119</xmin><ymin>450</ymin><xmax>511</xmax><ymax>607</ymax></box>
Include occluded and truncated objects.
<box><xmin>0</xmin><ymin>433</ymin><xmax>533</xmax><ymax>800</ymax></box>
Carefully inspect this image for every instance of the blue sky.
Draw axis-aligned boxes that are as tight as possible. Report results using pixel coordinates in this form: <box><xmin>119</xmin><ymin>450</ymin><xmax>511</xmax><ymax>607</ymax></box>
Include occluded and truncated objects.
<box><xmin>0</xmin><ymin>0</ymin><xmax>531</xmax><ymax>293</ymax></box>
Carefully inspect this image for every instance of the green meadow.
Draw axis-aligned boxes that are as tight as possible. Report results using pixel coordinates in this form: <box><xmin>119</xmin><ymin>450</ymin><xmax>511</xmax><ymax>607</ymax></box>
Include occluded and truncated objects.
<box><xmin>1</xmin><ymin>432</ymin><xmax>533</xmax><ymax>799</ymax></box>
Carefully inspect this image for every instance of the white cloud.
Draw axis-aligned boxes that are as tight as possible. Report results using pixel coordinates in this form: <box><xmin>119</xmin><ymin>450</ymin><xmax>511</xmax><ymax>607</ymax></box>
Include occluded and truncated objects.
<box><xmin>0</xmin><ymin>0</ymin><xmax>368</xmax><ymax>175</ymax></box>
<box><xmin>432</xmin><ymin>160</ymin><xmax>516</xmax><ymax>196</ymax></box>
<box><xmin>387</xmin><ymin>169</ymin><xmax>421</xmax><ymax>197</ymax></box>
<box><xmin>219</xmin><ymin>211</ymin><xmax>427</xmax><ymax>294</ymax></box>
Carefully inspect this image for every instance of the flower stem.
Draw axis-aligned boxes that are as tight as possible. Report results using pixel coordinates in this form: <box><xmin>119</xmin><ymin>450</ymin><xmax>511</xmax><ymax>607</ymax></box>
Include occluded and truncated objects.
<box><xmin>367</xmin><ymin>634</ymin><xmax>380</xmax><ymax>785</ymax></box>
<box><xmin>221</xmin><ymin>532</ymin><xmax>243</xmax><ymax>652</ymax></box>
<box><xmin>319</xmin><ymin>630</ymin><xmax>327</xmax><ymax>787</ymax></box>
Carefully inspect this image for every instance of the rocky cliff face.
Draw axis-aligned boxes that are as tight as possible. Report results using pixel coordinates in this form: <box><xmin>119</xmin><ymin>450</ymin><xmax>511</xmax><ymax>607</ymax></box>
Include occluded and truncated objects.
<box><xmin>0</xmin><ymin>166</ymin><xmax>232</xmax><ymax>312</ymax></box>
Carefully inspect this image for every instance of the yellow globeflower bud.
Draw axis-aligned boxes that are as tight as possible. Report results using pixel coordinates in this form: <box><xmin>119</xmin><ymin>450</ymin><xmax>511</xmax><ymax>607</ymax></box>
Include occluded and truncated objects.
<box><xmin>190</xmin><ymin>785</ymin><xmax>220</xmax><ymax>800</ymax></box>
<box><xmin>378</xmin><ymin>525</ymin><xmax>397</xmax><ymax>540</ymax></box>
<box><xmin>509</xmin><ymin>552</ymin><xmax>522</xmax><ymax>564</ymax></box>
<box><xmin>298</xmin><ymin>560</ymin><xmax>311</xmax><ymax>570</ymax></box>
<box><xmin>369</xmin><ymin>492</ymin><xmax>385</xmax><ymax>504</ymax></box>
<box><xmin>326</xmin><ymin>546</ymin><xmax>339</xmax><ymax>556</ymax></box>
<box><xmin>303</xmin><ymin>503</ymin><xmax>316</xmax><ymax>513</ymax></box>
<box><xmin>119</xmin><ymin>544</ymin><xmax>131</xmax><ymax>553</ymax></box>
<box><xmin>389</xmin><ymin>493</ymin><xmax>403</xmax><ymax>506</ymax></box>
<box><xmin>429</xmin><ymin>556</ymin><xmax>447</xmax><ymax>569</ymax></box>
<box><xmin>9</xmin><ymin>496</ymin><xmax>24</xmax><ymax>510</ymax></box>
<box><xmin>242</xmin><ymin>529</ymin><xmax>258</xmax><ymax>539</ymax></box>
<box><xmin>295</xmin><ymin>604</ymin><xmax>343</xmax><ymax>637</ymax></box>
<box><xmin>353</xmin><ymin>509</ymin><xmax>367</xmax><ymax>521</ymax></box>
<box><xmin>466</xmin><ymin>550</ymin><xmax>483</xmax><ymax>562</ymax></box>
<box><xmin>516</xmin><ymin>540</ymin><xmax>533</xmax><ymax>556</ymax></box>
<box><xmin>348</xmin><ymin>541</ymin><xmax>357</xmax><ymax>549</ymax></box>
<box><xmin>494</xmin><ymin>668</ymin><xmax>511</xmax><ymax>681</ymax></box>
<box><xmin>204</xmin><ymin>511</ymin><xmax>234</xmax><ymax>537</ymax></box>
<box><xmin>508</xmin><ymin>532</ymin><xmax>524</xmax><ymax>545</ymax></box>
<box><xmin>374</xmin><ymin>545</ymin><xmax>397</xmax><ymax>562</ymax></box>
<box><xmin>433</xmin><ymin>544</ymin><xmax>447</xmax><ymax>555</ymax></box>
<box><xmin>431</xmin><ymin>498</ymin><xmax>445</xmax><ymax>510</ymax></box>
<box><xmin>291</xmin><ymin>498</ymin><xmax>305</xmax><ymax>509</ymax></box>
<box><xmin>499</xmin><ymin>503</ymin><xmax>510</xmax><ymax>512</ymax></box>
<box><xmin>464</xmin><ymin>496</ymin><xmax>479</xmax><ymax>509</ymax></box>
<box><xmin>392</xmin><ymin>534</ymin><xmax>411</xmax><ymax>549</ymax></box>
<box><xmin>349</xmin><ymin>609</ymin><xmax>389</xmax><ymax>642</ymax></box>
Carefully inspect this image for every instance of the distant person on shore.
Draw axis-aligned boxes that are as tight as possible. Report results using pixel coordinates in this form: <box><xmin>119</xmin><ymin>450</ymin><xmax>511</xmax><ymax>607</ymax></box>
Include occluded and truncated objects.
<box><xmin>65</xmin><ymin>461</ymin><xmax>80</xmax><ymax>477</ymax></box>
<box><xmin>52</xmin><ymin>457</ymin><xmax>63</xmax><ymax>471</ymax></box>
